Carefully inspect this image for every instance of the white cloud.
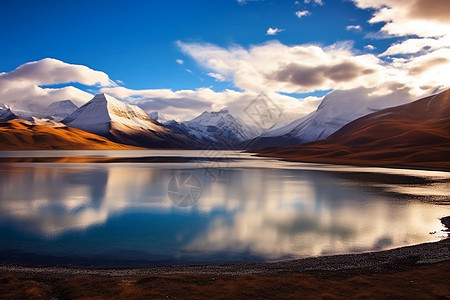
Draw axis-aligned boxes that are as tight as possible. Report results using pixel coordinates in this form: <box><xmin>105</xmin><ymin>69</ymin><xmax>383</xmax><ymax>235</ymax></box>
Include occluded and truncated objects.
<box><xmin>346</xmin><ymin>25</ymin><xmax>362</xmax><ymax>31</ymax></box>
<box><xmin>207</xmin><ymin>73</ymin><xmax>226</xmax><ymax>82</ymax></box>
<box><xmin>352</xmin><ymin>0</ymin><xmax>450</xmax><ymax>38</ymax></box>
<box><xmin>266</xmin><ymin>27</ymin><xmax>284</xmax><ymax>36</ymax></box>
<box><xmin>304</xmin><ymin>0</ymin><xmax>323</xmax><ymax>5</ymax></box>
<box><xmin>176</xmin><ymin>59</ymin><xmax>184</xmax><ymax>65</ymax></box>
<box><xmin>380</xmin><ymin>35</ymin><xmax>450</xmax><ymax>56</ymax></box>
<box><xmin>178</xmin><ymin>38</ymin><xmax>450</xmax><ymax>105</ymax></box>
<box><xmin>364</xmin><ymin>44</ymin><xmax>375</xmax><ymax>50</ymax></box>
<box><xmin>100</xmin><ymin>86</ymin><xmax>316</xmax><ymax>123</ymax></box>
<box><xmin>236</xmin><ymin>0</ymin><xmax>262</xmax><ymax>4</ymax></box>
<box><xmin>295</xmin><ymin>10</ymin><xmax>310</xmax><ymax>18</ymax></box>
<box><xmin>349</xmin><ymin>0</ymin><xmax>450</xmax><ymax>95</ymax></box>
<box><xmin>1</xmin><ymin>58</ymin><xmax>115</xmax><ymax>87</ymax></box>
<box><xmin>0</xmin><ymin>58</ymin><xmax>116</xmax><ymax>111</ymax></box>
<box><xmin>178</xmin><ymin>41</ymin><xmax>386</xmax><ymax>94</ymax></box>
<box><xmin>0</xmin><ymin>57</ymin><xmax>318</xmax><ymax>122</ymax></box>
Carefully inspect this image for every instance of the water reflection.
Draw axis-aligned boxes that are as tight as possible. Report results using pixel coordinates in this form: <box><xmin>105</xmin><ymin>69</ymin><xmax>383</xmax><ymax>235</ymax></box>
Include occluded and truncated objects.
<box><xmin>0</xmin><ymin>163</ymin><xmax>449</xmax><ymax>266</ymax></box>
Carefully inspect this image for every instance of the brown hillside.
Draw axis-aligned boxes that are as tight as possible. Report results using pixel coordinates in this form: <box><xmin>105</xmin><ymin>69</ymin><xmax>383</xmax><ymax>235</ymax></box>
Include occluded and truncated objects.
<box><xmin>0</xmin><ymin>120</ymin><xmax>140</xmax><ymax>150</ymax></box>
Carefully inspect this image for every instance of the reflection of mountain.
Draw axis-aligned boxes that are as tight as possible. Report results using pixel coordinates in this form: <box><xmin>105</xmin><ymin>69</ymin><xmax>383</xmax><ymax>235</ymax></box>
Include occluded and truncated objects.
<box><xmin>0</xmin><ymin>164</ymin><xmax>445</xmax><ymax>264</ymax></box>
<box><xmin>259</xmin><ymin>89</ymin><xmax>450</xmax><ymax>169</ymax></box>
<box><xmin>0</xmin><ymin>119</ymin><xmax>139</xmax><ymax>150</ymax></box>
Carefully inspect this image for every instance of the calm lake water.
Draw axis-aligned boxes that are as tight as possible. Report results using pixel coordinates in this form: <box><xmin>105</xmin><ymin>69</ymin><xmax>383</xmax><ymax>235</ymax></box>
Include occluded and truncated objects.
<box><xmin>0</xmin><ymin>150</ymin><xmax>449</xmax><ymax>267</ymax></box>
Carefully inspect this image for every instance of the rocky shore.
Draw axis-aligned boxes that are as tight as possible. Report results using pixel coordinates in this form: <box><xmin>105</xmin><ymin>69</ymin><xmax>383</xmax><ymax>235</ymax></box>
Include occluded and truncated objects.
<box><xmin>0</xmin><ymin>217</ymin><xmax>448</xmax><ymax>299</ymax></box>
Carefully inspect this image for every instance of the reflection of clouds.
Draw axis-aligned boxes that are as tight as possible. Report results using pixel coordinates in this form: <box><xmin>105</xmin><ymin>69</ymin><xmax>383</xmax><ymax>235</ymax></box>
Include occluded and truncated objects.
<box><xmin>0</xmin><ymin>166</ymin><xmax>110</xmax><ymax>236</ymax></box>
<box><xmin>186</xmin><ymin>169</ymin><xmax>449</xmax><ymax>258</ymax></box>
<box><xmin>0</xmin><ymin>166</ymin><xmax>173</xmax><ymax>236</ymax></box>
<box><xmin>0</xmin><ymin>165</ymin><xmax>448</xmax><ymax>261</ymax></box>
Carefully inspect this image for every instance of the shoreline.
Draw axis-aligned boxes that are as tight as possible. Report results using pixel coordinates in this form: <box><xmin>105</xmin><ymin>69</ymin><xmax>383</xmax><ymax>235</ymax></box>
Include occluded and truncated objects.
<box><xmin>1</xmin><ymin>153</ymin><xmax>450</xmax><ymax>174</ymax></box>
<box><xmin>1</xmin><ymin>238</ymin><xmax>449</xmax><ymax>299</ymax></box>
<box><xmin>1</xmin><ymin>234</ymin><xmax>448</xmax><ymax>277</ymax></box>
<box><xmin>253</xmin><ymin>152</ymin><xmax>450</xmax><ymax>173</ymax></box>
<box><xmin>0</xmin><ymin>224</ymin><xmax>448</xmax><ymax>299</ymax></box>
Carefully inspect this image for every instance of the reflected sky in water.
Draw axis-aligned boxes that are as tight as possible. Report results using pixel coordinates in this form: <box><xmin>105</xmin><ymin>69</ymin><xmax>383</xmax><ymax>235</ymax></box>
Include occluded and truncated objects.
<box><xmin>0</xmin><ymin>151</ymin><xmax>449</xmax><ymax>267</ymax></box>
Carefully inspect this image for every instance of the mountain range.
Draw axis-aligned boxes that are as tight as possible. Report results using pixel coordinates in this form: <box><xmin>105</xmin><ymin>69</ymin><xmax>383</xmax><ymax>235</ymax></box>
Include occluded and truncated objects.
<box><xmin>258</xmin><ymin>88</ymin><xmax>450</xmax><ymax>169</ymax></box>
<box><xmin>179</xmin><ymin>109</ymin><xmax>262</xmax><ymax>148</ymax></box>
<box><xmin>0</xmin><ymin>88</ymin><xmax>449</xmax><ymax>170</ymax></box>
<box><xmin>246</xmin><ymin>88</ymin><xmax>411</xmax><ymax>149</ymax></box>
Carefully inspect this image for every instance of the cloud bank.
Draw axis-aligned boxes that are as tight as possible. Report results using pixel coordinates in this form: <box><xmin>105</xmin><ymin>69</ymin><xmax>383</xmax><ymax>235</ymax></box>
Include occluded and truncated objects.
<box><xmin>0</xmin><ymin>58</ymin><xmax>116</xmax><ymax>111</ymax></box>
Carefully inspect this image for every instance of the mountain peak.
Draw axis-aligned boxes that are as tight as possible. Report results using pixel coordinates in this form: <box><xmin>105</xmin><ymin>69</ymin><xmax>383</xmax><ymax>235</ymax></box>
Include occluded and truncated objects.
<box><xmin>44</xmin><ymin>99</ymin><xmax>78</xmax><ymax>121</ymax></box>
<box><xmin>91</xmin><ymin>93</ymin><xmax>115</xmax><ymax>102</ymax></box>
<box><xmin>63</xmin><ymin>93</ymin><xmax>164</xmax><ymax>136</ymax></box>
<box><xmin>0</xmin><ymin>106</ymin><xmax>18</xmax><ymax>122</ymax></box>
<box><xmin>61</xmin><ymin>93</ymin><xmax>194</xmax><ymax>148</ymax></box>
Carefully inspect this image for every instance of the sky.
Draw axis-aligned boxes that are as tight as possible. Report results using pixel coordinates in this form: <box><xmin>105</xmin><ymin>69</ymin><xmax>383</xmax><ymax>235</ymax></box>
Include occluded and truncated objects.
<box><xmin>0</xmin><ymin>0</ymin><xmax>449</xmax><ymax>120</ymax></box>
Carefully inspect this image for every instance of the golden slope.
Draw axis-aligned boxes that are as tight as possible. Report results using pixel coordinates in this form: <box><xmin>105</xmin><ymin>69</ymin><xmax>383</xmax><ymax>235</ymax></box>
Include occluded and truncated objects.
<box><xmin>0</xmin><ymin>120</ymin><xmax>140</xmax><ymax>150</ymax></box>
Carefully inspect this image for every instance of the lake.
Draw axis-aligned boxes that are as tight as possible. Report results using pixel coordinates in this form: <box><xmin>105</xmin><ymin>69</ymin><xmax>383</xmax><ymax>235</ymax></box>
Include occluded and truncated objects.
<box><xmin>0</xmin><ymin>150</ymin><xmax>449</xmax><ymax>267</ymax></box>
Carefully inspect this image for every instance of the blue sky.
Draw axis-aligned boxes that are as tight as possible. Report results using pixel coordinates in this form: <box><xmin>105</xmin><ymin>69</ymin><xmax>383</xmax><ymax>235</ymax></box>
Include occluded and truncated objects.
<box><xmin>0</xmin><ymin>0</ymin><xmax>449</xmax><ymax>119</ymax></box>
<box><xmin>0</xmin><ymin>0</ymin><xmax>389</xmax><ymax>91</ymax></box>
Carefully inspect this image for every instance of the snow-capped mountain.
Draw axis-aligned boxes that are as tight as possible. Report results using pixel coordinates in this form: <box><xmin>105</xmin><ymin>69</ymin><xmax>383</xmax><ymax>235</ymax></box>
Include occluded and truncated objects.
<box><xmin>246</xmin><ymin>88</ymin><xmax>411</xmax><ymax>149</ymax></box>
<box><xmin>43</xmin><ymin>100</ymin><xmax>78</xmax><ymax>121</ymax></box>
<box><xmin>258</xmin><ymin>89</ymin><xmax>450</xmax><ymax>169</ymax></box>
<box><xmin>182</xmin><ymin>108</ymin><xmax>261</xmax><ymax>148</ymax></box>
<box><xmin>0</xmin><ymin>106</ymin><xmax>18</xmax><ymax>122</ymax></box>
<box><xmin>63</xmin><ymin>93</ymin><xmax>194</xmax><ymax>148</ymax></box>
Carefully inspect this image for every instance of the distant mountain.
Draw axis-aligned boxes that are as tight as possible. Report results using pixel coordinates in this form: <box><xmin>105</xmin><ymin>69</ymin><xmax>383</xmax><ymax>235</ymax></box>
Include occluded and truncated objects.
<box><xmin>258</xmin><ymin>88</ymin><xmax>450</xmax><ymax>169</ymax></box>
<box><xmin>0</xmin><ymin>119</ymin><xmax>138</xmax><ymax>150</ymax></box>
<box><xmin>247</xmin><ymin>88</ymin><xmax>411</xmax><ymax>149</ymax></box>
<box><xmin>0</xmin><ymin>106</ymin><xmax>18</xmax><ymax>122</ymax></box>
<box><xmin>182</xmin><ymin>108</ymin><xmax>261</xmax><ymax>148</ymax></box>
<box><xmin>149</xmin><ymin>111</ymin><xmax>171</xmax><ymax>124</ymax></box>
<box><xmin>63</xmin><ymin>93</ymin><xmax>194</xmax><ymax>148</ymax></box>
<box><xmin>6</xmin><ymin>103</ymin><xmax>43</xmax><ymax>121</ymax></box>
<box><xmin>43</xmin><ymin>100</ymin><xmax>78</xmax><ymax>121</ymax></box>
